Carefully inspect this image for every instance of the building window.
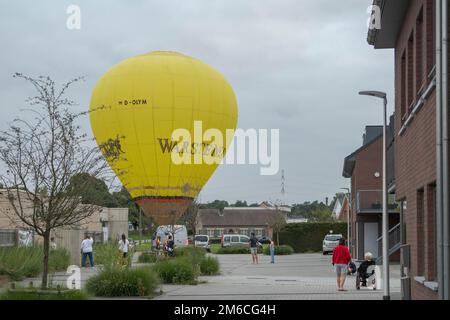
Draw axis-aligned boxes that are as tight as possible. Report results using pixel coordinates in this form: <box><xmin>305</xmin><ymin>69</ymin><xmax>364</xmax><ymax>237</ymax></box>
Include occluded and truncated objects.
<box><xmin>401</xmin><ymin>51</ymin><xmax>407</xmax><ymax>122</ymax></box>
<box><xmin>426</xmin><ymin>183</ymin><xmax>437</xmax><ymax>281</ymax></box>
<box><xmin>426</xmin><ymin>0</ymin><xmax>436</xmax><ymax>78</ymax></box>
<box><xmin>415</xmin><ymin>7</ymin><xmax>424</xmax><ymax>94</ymax></box>
<box><xmin>417</xmin><ymin>189</ymin><xmax>425</xmax><ymax>275</ymax></box>
<box><xmin>255</xmin><ymin>229</ymin><xmax>263</xmax><ymax>237</ymax></box>
<box><xmin>407</xmin><ymin>33</ymin><xmax>414</xmax><ymax>112</ymax></box>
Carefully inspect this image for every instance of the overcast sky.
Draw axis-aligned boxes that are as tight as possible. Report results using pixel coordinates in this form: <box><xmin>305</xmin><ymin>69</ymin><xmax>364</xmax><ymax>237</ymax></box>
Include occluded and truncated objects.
<box><xmin>0</xmin><ymin>0</ymin><xmax>394</xmax><ymax>205</ymax></box>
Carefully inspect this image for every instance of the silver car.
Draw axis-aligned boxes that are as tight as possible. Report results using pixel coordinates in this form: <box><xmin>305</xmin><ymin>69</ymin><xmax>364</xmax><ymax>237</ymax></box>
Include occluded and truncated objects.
<box><xmin>322</xmin><ymin>234</ymin><xmax>343</xmax><ymax>255</ymax></box>
<box><xmin>194</xmin><ymin>235</ymin><xmax>211</xmax><ymax>252</ymax></box>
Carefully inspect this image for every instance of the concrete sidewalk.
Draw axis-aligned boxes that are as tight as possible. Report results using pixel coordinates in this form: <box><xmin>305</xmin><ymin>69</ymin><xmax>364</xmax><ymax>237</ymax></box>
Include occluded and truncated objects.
<box><xmin>154</xmin><ymin>253</ymin><xmax>401</xmax><ymax>300</ymax></box>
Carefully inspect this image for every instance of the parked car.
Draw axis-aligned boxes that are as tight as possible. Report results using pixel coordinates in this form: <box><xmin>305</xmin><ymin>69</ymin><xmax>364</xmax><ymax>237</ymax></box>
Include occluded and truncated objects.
<box><xmin>194</xmin><ymin>235</ymin><xmax>211</xmax><ymax>252</ymax></box>
<box><xmin>322</xmin><ymin>233</ymin><xmax>343</xmax><ymax>255</ymax></box>
<box><xmin>257</xmin><ymin>236</ymin><xmax>271</xmax><ymax>244</ymax></box>
<box><xmin>221</xmin><ymin>234</ymin><xmax>250</xmax><ymax>247</ymax></box>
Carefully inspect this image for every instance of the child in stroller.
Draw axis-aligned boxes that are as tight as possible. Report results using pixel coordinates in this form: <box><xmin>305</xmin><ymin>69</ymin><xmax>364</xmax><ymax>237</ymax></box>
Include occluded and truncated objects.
<box><xmin>356</xmin><ymin>252</ymin><xmax>376</xmax><ymax>290</ymax></box>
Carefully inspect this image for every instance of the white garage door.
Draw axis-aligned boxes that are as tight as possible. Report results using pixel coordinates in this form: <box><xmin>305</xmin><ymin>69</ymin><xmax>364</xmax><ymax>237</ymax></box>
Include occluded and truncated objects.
<box><xmin>364</xmin><ymin>222</ymin><xmax>379</xmax><ymax>258</ymax></box>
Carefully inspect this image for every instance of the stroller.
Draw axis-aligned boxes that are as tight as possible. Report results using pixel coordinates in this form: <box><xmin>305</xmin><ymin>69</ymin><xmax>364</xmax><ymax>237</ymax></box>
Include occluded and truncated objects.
<box><xmin>347</xmin><ymin>261</ymin><xmax>357</xmax><ymax>275</ymax></box>
<box><xmin>356</xmin><ymin>253</ymin><xmax>377</xmax><ymax>290</ymax></box>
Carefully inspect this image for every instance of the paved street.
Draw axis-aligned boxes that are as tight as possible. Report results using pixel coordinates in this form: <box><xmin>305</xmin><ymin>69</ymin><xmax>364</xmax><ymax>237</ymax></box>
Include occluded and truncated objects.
<box><xmin>10</xmin><ymin>253</ymin><xmax>401</xmax><ymax>300</ymax></box>
<box><xmin>154</xmin><ymin>253</ymin><xmax>402</xmax><ymax>300</ymax></box>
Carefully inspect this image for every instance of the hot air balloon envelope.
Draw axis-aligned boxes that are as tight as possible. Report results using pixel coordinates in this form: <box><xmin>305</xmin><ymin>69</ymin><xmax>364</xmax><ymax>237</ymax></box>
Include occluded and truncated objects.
<box><xmin>89</xmin><ymin>51</ymin><xmax>238</xmax><ymax>224</ymax></box>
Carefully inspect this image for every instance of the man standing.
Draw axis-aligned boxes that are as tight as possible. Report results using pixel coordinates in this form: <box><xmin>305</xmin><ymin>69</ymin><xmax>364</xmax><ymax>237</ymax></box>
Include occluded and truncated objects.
<box><xmin>81</xmin><ymin>234</ymin><xmax>94</xmax><ymax>268</ymax></box>
<box><xmin>249</xmin><ymin>232</ymin><xmax>260</xmax><ymax>264</ymax></box>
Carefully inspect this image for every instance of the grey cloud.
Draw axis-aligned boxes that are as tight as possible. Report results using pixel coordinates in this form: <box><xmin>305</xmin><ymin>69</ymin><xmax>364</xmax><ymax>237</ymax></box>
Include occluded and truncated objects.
<box><xmin>0</xmin><ymin>0</ymin><xmax>392</xmax><ymax>204</ymax></box>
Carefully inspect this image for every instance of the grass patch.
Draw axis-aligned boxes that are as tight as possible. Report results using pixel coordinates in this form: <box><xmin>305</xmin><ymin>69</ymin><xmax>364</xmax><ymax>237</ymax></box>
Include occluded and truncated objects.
<box><xmin>134</xmin><ymin>243</ymin><xmax>151</xmax><ymax>252</ymax></box>
<box><xmin>154</xmin><ymin>257</ymin><xmax>198</xmax><ymax>284</ymax></box>
<box><xmin>94</xmin><ymin>243</ymin><xmax>132</xmax><ymax>268</ymax></box>
<box><xmin>0</xmin><ymin>289</ymin><xmax>89</xmax><ymax>300</ymax></box>
<box><xmin>86</xmin><ymin>266</ymin><xmax>159</xmax><ymax>297</ymax></box>
<box><xmin>0</xmin><ymin>246</ymin><xmax>70</xmax><ymax>281</ymax></box>
<box><xmin>128</xmin><ymin>231</ymin><xmax>152</xmax><ymax>241</ymax></box>
<box><xmin>138</xmin><ymin>253</ymin><xmax>158</xmax><ymax>264</ymax></box>
<box><xmin>210</xmin><ymin>244</ymin><xmax>221</xmax><ymax>254</ymax></box>
<box><xmin>263</xmin><ymin>245</ymin><xmax>294</xmax><ymax>256</ymax></box>
<box><xmin>199</xmin><ymin>256</ymin><xmax>220</xmax><ymax>275</ymax></box>
<box><xmin>48</xmin><ymin>249</ymin><xmax>71</xmax><ymax>272</ymax></box>
<box><xmin>174</xmin><ymin>246</ymin><xmax>206</xmax><ymax>264</ymax></box>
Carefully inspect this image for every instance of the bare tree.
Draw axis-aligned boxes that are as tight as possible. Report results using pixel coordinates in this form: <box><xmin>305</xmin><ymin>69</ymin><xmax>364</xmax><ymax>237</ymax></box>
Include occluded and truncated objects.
<box><xmin>270</xmin><ymin>204</ymin><xmax>287</xmax><ymax>246</ymax></box>
<box><xmin>183</xmin><ymin>198</ymin><xmax>200</xmax><ymax>236</ymax></box>
<box><xmin>0</xmin><ymin>74</ymin><xmax>118</xmax><ymax>289</ymax></box>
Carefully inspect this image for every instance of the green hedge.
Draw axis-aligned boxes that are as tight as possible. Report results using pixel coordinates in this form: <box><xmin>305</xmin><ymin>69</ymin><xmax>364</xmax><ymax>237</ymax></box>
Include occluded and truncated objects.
<box><xmin>279</xmin><ymin>223</ymin><xmax>347</xmax><ymax>253</ymax></box>
<box><xmin>217</xmin><ymin>246</ymin><xmax>263</xmax><ymax>254</ymax></box>
<box><xmin>217</xmin><ymin>246</ymin><xmax>249</xmax><ymax>254</ymax></box>
<box><xmin>263</xmin><ymin>245</ymin><xmax>294</xmax><ymax>256</ymax></box>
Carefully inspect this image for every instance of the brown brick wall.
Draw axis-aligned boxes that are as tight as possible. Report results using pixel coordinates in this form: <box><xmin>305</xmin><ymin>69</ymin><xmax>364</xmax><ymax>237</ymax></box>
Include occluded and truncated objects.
<box><xmin>394</xmin><ymin>0</ymin><xmax>438</xmax><ymax>300</ymax></box>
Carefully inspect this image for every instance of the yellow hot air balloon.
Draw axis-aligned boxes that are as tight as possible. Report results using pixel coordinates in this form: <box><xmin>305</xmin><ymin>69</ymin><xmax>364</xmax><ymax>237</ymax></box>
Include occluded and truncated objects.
<box><xmin>89</xmin><ymin>51</ymin><xmax>238</xmax><ymax>224</ymax></box>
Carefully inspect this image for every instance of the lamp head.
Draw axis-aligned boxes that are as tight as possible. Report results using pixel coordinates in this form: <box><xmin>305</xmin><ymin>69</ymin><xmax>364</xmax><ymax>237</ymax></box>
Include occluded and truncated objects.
<box><xmin>359</xmin><ymin>90</ymin><xmax>387</xmax><ymax>99</ymax></box>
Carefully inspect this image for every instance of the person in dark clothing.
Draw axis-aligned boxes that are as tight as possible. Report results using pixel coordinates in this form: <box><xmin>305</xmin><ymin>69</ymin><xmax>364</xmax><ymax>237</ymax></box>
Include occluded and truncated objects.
<box><xmin>248</xmin><ymin>233</ymin><xmax>261</xmax><ymax>264</ymax></box>
<box><xmin>357</xmin><ymin>252</ymin><xmax>375</xmax><ymax>286</ymax></box>
<box><xmin>166</xmin><ymin>235</ymin><xmax>175</xmax><ymax>256</ymax></box>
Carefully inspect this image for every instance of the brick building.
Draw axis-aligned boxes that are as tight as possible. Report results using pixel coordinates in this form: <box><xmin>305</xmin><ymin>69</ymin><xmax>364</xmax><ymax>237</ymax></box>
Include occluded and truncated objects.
<box><xmin>196</xmin><ymin>207</ymin><xmax>286</xmax><ymax>239</ymax></box>
<box><xmin>0</xmin><ymin>189</ymin><xmax>129</xmax><ymax>265</ymax></box>
<box><xmin>367</xmin><ymin>0</ymin><xmax>450</xmax><ymax>299</ymax></box>
<box><xmin>343</xmin><ymin>124</ymin><xmax>400</xmax><ymax>261</ymax></box>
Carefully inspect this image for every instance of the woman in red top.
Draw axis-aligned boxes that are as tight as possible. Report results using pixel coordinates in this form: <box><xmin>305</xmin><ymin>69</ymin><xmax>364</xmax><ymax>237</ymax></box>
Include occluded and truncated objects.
<box><xmin>332</xmin><ymin>238</ymin><xmax>352</xmax><ymax>291</ymax></box>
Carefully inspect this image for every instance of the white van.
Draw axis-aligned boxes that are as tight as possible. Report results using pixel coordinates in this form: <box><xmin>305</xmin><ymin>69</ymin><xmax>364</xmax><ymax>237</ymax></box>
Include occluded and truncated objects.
<box><xmin>221</xmin><ymin>234</ymin><xmax>250</xmax><ymax>248</ymax></box>
<box><xmin>154</xmin><ymin>225</ymin><xmax>188</xmax><ymax>248</ymax></box>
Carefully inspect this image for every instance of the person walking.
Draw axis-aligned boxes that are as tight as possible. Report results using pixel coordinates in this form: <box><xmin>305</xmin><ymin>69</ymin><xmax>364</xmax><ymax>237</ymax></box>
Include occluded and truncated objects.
<box><xmin>118</xmin><ymin>234</ymin><xmax>130</xmax><ymax>258</ymax></box>
<box><xmin>81</xmin><ymin>235</ymin><xmax>94</xmax><ymax>268</ymax></box>
<box><xmin>166</xmin><ymin>235</ymin><xmax>175</xmax><ymax>257</ymax></box>
<box><xmin>249</xmin><ymin>232</ymin><xmax>260</xmax><ymax>264</ymax></box>
<box><xmin>50</xmin><ymin>237</ymin><xmax>57</xmax><ymax>250</ymax></box>
<box><xmin>332</xmin><ymin>238</ymin><xmax>351</xmax><ymax>291</ymax></box>
<box><xmin>269</xmin><ymin>240</ymin><xmax>275</xmax><ymax>264</ymax></box>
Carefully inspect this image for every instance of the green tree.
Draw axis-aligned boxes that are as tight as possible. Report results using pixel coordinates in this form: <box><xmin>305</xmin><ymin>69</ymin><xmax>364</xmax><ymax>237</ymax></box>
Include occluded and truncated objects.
<box><xmin>230</xmin><ymin>200</ymin><xmax>248</xmax><ymax>207</ymax></box>
<box><xmin>112</xmin><ymin>187</ymin><xmax>153</xmax><ymax>232</ymax></box>
<box><xmin>308</xmin><ymin>209</ymin><xmax>335</xmax><ymax>222</ymax></box>
<box><xmin>290</xmin><ymin>201</ymin><xmax>334</xmax><ymax>222</ymax></box>
<box><xmin>199</xmin><ymin>200</ymin><xmax>229</xmax><ymax>210</ymax></box>
<box><xmin>67</xmin><ymin>173</ymin><xmax>118</xmax><ymax>207</ymax></box>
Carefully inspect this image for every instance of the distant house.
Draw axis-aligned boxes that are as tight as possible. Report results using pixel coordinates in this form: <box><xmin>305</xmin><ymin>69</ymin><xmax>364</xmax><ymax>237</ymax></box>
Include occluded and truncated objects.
<box><xmin>286</xmin><ymin>217</ymin><xmax>308</xmax><ymax>224</ymax></box>
<box><xmin>332</xmin><ymin>193</ymin><xmax>349</xmax><ymax>222</ymax></box>
<box><xmin>258</xmin><ymin>201</ymin><xmax>291</xmax><ymax>213</ymax></box>
<box><xmin>196</xmin><ymin>207</ymin><xmax>286</xmax><ymax>239</ymax></box>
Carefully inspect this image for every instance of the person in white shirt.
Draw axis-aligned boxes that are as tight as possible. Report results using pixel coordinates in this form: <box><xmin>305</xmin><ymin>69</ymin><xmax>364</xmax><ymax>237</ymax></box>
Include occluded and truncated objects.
<box><xmin>119</xmin><ymin>234</ymin><xmax>130</xmax><ymax>258</ymax></box>
<box><xmin>50</xmin><ymin>237</ymin><xmax>57</xmax><ymax>250</ymax></box>
<box><xmin>81</xmin><ymin>235</ymin><xmax>94</xmax><ymax>267</ymax></box>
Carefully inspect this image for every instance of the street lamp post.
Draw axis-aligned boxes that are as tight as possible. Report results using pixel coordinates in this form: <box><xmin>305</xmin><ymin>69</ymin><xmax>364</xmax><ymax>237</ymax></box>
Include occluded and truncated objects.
<box><xmin>359</xmin><ymin>90</ymin><xmax>390</xmax><ymax>300</ymax></box>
